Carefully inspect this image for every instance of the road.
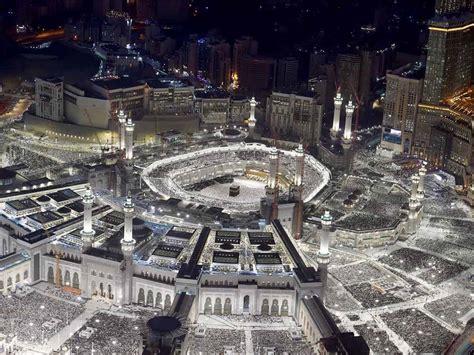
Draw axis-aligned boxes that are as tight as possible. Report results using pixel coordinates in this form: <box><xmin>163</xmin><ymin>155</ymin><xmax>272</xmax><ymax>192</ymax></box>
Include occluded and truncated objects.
<box><xmin>14</xmin><ymin>29</ymin><xmax>64</xmax><ymax>45</ymax></box>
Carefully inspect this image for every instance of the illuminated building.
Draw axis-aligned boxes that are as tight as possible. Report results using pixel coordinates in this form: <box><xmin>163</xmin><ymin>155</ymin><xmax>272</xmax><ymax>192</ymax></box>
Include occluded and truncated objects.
<box><xmin>413</xmin><ymin>92</ymin><xmax>473</xmax><ymax>179</ymax></box>
<box><xmin>0</xmin><ymin>180</ymin><xmax>327</xmax><ymax>315</ymax></box>
<box><xmin>266</xmin><ymin>90</ymin><xmax>323</xmax><ymax>145</ymax></box>
<box><xmin>435</xmin><ymin>0</ymin><xmax>467</xmax><ymax>15</ymax></box>
<box><xmin>422</xmin><ymin>15</ymin><xmax>473</xmax><ymax>105</ymax></box>
<box><xmin>413</xmin><ymin>8</ymin><xmax>473</xmax><ymax>181</ymax></box>
<box><xmin>145</xmin><ymin>77</ymin><xmax>195</xmax><ymax>116</ymax></box>
<box><xmin>35</xmin><ymin>77</ymin><xmax>64</xmax><ymax>122</ymax></box>
<box><xmin>380</xmin><ymin>63</ymin><xmax>424</xmax><ymax>155</ymax></box>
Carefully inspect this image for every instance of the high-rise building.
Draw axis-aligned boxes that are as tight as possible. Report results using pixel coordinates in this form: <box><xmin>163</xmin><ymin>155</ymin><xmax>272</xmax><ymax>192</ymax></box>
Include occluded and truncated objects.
<box><xmin>111</xmin><ymin>0</ymin><xmax>124</xmax><ymax>11</ymax></box>
<box><xmin>35</xmin><ymin>77</ymin><xmax>64</xmax><ymax>122</ymax></box>
<box><xmin>102</xmin><ymin>11</ymin><xmax>132</xmax><ymax>46</ymax></box>
<box><xmin>308</xmin><ymin>50</ymin><xmax>327</xmax><ymax>79</ymax></box>
<box><xmin>194</xmin><ymin>89</ymin><xmax>230</xmax><ymax>126</ymax></box>
<box><xmin>380</xmin><ymin>64</ymin><xmax>424</xmax><ymax>155</ymax></box>
<box><xmin>308</xmin><ymin>75</ymin><xmax>329</xmax><ymax>110</ymax></box>
<box><xmin>266</xmin><ymin>90</ymin><xmax>323</xmax><ymax>144</ymax></box>
<box><xmin>145</xmin><ymin>77</ymin><xmax>194</xmax><ymax>115</ymax></box>
<box><xmin>239</xmin><ymin>55</ymin><xmax>274</xmax><ymax>94</ymax></box>
<box><xmin>336</xmin><ymin>53</ymin><xmax>361</xmax><ymax>99</ymax></box>
<box><xmin>233</xmin><ymin>36</ymin><xmax>259</xmax><ymax>76</ymax></box>
<box><xmin>155</xmin><ymin>0</ymin><xmax>189</xmax><ymax>22</ymax></box>
<box><xmin>274</xmin><ymin>57</ymin><xmax>299</xmax><ymax>90</ymax></box>
<box><xmin>422</xmin><ymin>15</ymin><xmax>473</xmax><ymax>104</ymax></box>
<box><xmin>94</xmin><ymin>0</ymin><xmax>111</xmax><ymax>17</ymax></box>
<box><xmin>179</xmin><ymin>36</ymin><xmax>231</xmax><ymax>86</ymax></box>
<box><xmin>336</xmin><ymin>49</ymin><xmax>376</xmax><ymax>105</ymax></box>
<box><xmin>207</xmin><ymin>40</ymin><xmax>232</xmax><ymax>87</ymax></box>
<box><xmin>359</xmin><ymin>49</ymin><xmax>375</xmax><ymax>104</ymax></box>
<box><xmin>136</xmin><ymin>0</ymin><xmax>156</xmax><ymax>21</ymax></box>
<box><xmin>90</xmin><ymin>77</ymin><xmax>146</xmax><ymax>119</ymax></box>
<box><xmin>435</xmin><ymin>0</ymin><xmax>466</xmax><ymax>14</ymax></box>
<box><xmin>180</xmin><ymin>36</ymin><xmax>199</xmax><ymax>76</ymax></box>
<box><xmin>413</xmin><ymin>8</ymin><xmax>474</xmax><ymax>181</ymax></box>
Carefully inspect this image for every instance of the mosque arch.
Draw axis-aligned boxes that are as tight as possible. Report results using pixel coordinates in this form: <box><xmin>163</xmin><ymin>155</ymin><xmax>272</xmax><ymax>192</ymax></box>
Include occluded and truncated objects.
<box><xmin>164</xmin><ymin>294</ymin><xmax>171</xmax><ymax>311</ymax></box>
<box><xmin>47</xmin><ymin>266</ymin><xmax>54</xmax><ymax>283</ymax></box>
<box><xmin>72</xmin><ymin>272</ymin><xmax>80</xmax><ymax>289</ymax></box>
<box><xmin>155</xmin><ymin>292</ymin><xmax>162</xmax><ymax>308</ymax></box>
<box><xmin>261</xmin><ymin>299</ymin><xmax>269</xmax><ymax>315</ymax></box>
<box><xmin>204</xmin><ymin>297</ymin><xmax>212</xmax><ymax>314</ymax></box>
<box><xmin>223</xmin><ymin>298</ymin><xmax>232</xmax><ymax>315</ymax></box>
<box><xmin>64</xmin><ymin>270</ymin><xmax>71</xmax><ymax>286</ymax></box>
<box><xmin>147</xmin><ymin>290</ymin><xmax>154</xmax><ymax>306</ymax></box>
<box><xmin>214</xmin><ymin>298</ymin><xmax>222</xmax><ymax>315</ymax></box>
<box><xmin>271</xmin><ymin>299</ymin><xmax>279</xmax><ymax>316</ymax></box>
<box><xmin>281</xmin><ymin>299</ymin><xmax>289</xmax><ymax>316</ymax></box>
<box><xmin>138</xmin><ymin>288</ymin><xmax>145</xmax><ymax>304</ymax></box>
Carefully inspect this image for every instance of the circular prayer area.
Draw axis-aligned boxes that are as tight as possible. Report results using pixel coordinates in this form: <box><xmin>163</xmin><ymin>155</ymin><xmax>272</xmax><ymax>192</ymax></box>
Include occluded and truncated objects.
<box><xmin>142</xmin><ymin>143</ymin><xmax>331</xmax><ymax>213</ymax></box>
<box><xmin>147</xmin><ymin>316</ymin><xmax>181</xmax><ymax>334</ymax></box>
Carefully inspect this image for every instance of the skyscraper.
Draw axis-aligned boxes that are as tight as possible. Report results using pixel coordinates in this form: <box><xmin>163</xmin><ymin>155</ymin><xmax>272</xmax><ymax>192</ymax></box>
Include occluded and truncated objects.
<box><xmin>336</xmin><ymin>53</ymin><xmax>361</xmax><ymax>99</ymax></box>
<box><xmin>94</xmin><ymin>0</ymin><xmax>111</xmax><ymax>17</ymax></box>
<box><xmin>136</xmin><ymin>0</ymin><xmax>156</xmax><ymax>21</ymax></box>
<box><xmin>422</xmin><ymin>15</ymin><xmax>473</xmax><ymax>104</ymax></box>
<box><xmin>274</xmin><ymin>57</ymin><xmax>299</xmax><ymax>90</ymax></box>
<box><xmin>412</xmin><ymin>6</ymin><xmax>474</xmax><ymax>181</ymax></box>
<box><xmin>239</xmin><ymin>55</ymin><xmax>274</xmax><ymax>93</ymax></box>
<box><xmin>232</xmin><ymin>36</ymin><xmax>258</xmax><ymax>76</ymax></box>
<box><xmin>435</xmin><ymin>0</ymin><xmax>466</xmax><ymax>15</ymax></box>
<box><xmin>207</xmin><ymin>40</ymin><xmax>232</xmax><ymax>87</ymax></box>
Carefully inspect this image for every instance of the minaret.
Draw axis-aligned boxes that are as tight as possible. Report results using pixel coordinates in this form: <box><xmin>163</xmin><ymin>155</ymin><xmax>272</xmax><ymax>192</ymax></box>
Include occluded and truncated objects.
<box><xmin>410</xmin><ymin>174</ymin><xmax>420</xmax><ymax>203</ymax></box>
<box><xmin>121</xmin><ymin>194</ymin><xmax>136</xmax><ymax>305</ymax></box>
<box><xmin>122</xmin><ymin>195</ymin><xmax>135</xmax><ymax>246</ymax></box>
<box><xmin>293</xmin><ymin>144</ymin><xmax>304</xmax><ymax>188</ymax></box>
<box><xmin>118</xmin><ymin>110</ymin><xmax>127</xmax><ymax>151</ymax></box>
<box><xmin>248</xmin><ymin>97</ymin><xmax>257</xmax><ymax>139</ymax></box>
<box><xmin>291</xmin><ymin>144</ymin><xmax>304</xmax><ymax>240</ymax></box>
<box><xmin>331</xmin><ymin>92</ymin><xmax>343</xmax><ymax>138</ymax></box>
<box><xmin>408</xmin><ymin>174</ymin><xmax>420</xmax><ymax>234</ymax></box>
<box><xmin>317</xmin><ymin>211</ymin><xmax>332</xmax><ymax>302</ymax></box>
<box><xmin>265</xmin><ymin>147</ymin><xmax>279</xmax><ymax>222</ymax></box>
<box><xmin>124</xmin><ymin>118</ymin><xmax>135</xmax><ymax>161</ymax></box>
<box><xmin>417</xmin><ymin>165</ymin><xmax>427</xmax><ymax>200</ymax></box>
<box><xmin>80</xmin><ymin>186</ymin><xmax>95</xmax><ymax>250</ymax></box>
<box><xmin>267</xmin><ymin>147</ymin><xmax>278</xmax><ymax>190</ymax></box>
<box><xmin>343</xmin><ymin>100</ymin><xmax>355</xmax><ymax>141</ymax></box>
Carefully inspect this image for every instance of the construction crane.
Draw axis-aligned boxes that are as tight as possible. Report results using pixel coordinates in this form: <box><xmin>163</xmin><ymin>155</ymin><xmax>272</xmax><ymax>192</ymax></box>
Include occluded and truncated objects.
<box><xmin>349</xmin><ymin>81</ymin><xmax>362</xmax><ymax>132</ymax></box>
